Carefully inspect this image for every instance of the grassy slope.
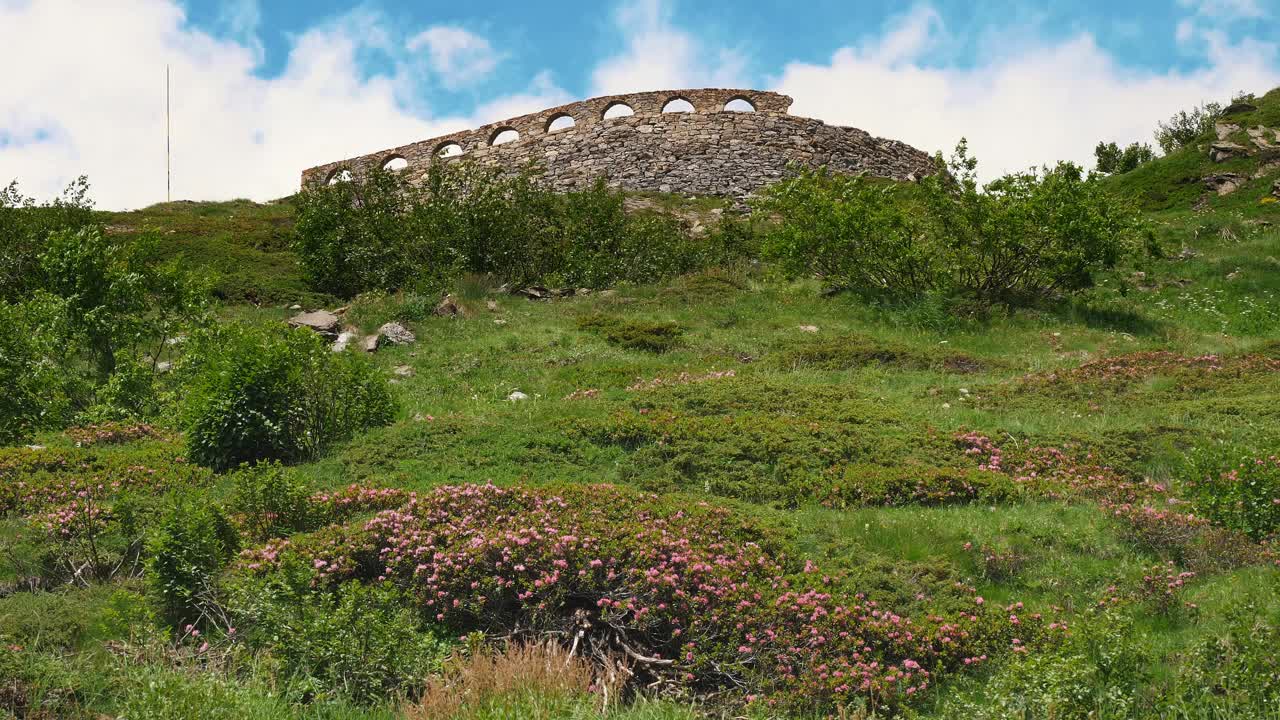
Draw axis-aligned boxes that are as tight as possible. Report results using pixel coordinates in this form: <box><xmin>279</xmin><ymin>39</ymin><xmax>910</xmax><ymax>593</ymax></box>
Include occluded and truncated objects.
<box><xmin>5</xmin><ymin>98</ymin><xmax>1280</xmax><ymax>717</ymax></box>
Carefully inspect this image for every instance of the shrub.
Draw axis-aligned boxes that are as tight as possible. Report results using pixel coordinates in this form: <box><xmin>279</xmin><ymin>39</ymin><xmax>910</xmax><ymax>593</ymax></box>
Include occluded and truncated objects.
<box><xmin>576</xmin><ymin>314</ymin><xmax>685</xmax><ymax>353</ymax></box>
<box><xmin>294</xmin><ymin>164</ymin><xmax>725</xmax><ymax>299</ymax></box>
<box><xmin>0</xmin><ymin>295</ymin><xmax>75</xmax><ymax>443</ymax></box>
<box><xmin>1184</xmin><ymin>447</ymin><xmax>1280</xmax><ymax>541</ymax></box>
<box><xmin>917</xmin><ymin>142</ymin><xmax>1142</xmax><ymax>308</ymax></box>
<box><xmin>237</xmin><ymin>483</ymin><xmax>1056</xmax><ymax>714</ymax></box>
<box><xmin>756</xmin><ymin>168</ymin><xmax>936</xmax><ymax>299</ymax></box>
<box><xmin>0</xmin><ymin>176</ymin><xmax>95</xmax><ymax>302</ymax></box>
<box><xmin>1094</xmin><ymin>141</ymin><xmax>1155</xmax><ymax>175</ymax></box>
<box><xmin>758</xmin><ymin>143</ymin><xmax>1143</xmax><ymax>309</ymax></box>
<box><xmin>228</xmin><ymin>560</ymin><xmax>451</xmax><ymax>704</ymax></box>
<box><xmin>230</xmin><ymin>462</ymin><xmax>313</xmax><ymax>543</ymax></box>
<box><xmin>146</xmin><ymin>498</ymin><xmax>239</xmax><ymax>628</ymax></box>
<box><xmin>180</xmin><ymin>322</ymin><xmax>397</xmax><ymax>471</ymax></box>
<box><xmin>1154</xmin><ymin>100</ymin><xmax>1222</xmax><ymax>154</ymax></box>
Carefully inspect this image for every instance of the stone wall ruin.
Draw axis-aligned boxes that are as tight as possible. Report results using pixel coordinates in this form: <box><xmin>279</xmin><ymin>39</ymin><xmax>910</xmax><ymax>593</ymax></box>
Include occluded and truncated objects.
<box><xmin>300</xmin><ymin>88</ymin><xmax>936</xmax><ymax>198</ymax></box>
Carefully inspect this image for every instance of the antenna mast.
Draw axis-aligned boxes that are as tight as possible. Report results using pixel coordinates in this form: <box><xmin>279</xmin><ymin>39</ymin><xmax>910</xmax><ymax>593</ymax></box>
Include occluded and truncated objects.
<box><xmin>166</xmin><ymin>64</ymin><xmax>171</xmax><ymax>202</ymax></box>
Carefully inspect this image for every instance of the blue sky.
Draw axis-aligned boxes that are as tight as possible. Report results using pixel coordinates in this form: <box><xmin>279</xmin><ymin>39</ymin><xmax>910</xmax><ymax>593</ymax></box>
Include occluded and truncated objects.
<box><xmin>1</xmin><ymin>0</ymin><xmax>1277</xmax><ymax>208</ymax></box>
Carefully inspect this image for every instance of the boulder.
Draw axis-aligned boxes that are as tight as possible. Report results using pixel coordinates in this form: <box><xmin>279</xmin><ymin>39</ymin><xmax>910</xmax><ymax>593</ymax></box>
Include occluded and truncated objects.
<box><xmin>1247</xmin><ymin>126</ymin><xmax>1277</xmax><ymax>150</ymax></box>
<box><xmin>288</xmin><ymin>310</ymin><xmax>340</xmax><ymax>337</ymax></box>
<box><xmin>362</xmin><ymin>334</ymin><xmax>381</xmax><ymax>353</ymax></box>
<box><xmin>1223</xmin><ymin>101</ymin><xmax>1258</xmax><ymax>115</ymax></box>
<box><xmin>378</xmin><ymin>322</ymin><xmax>416</xmax><ymax>346</ymax></box>
<box><xmin>507</xmin><ymin>390</ymin><xmax>530</xmax><ymax>402</ymax></box>
<box><xmin>1214</xmin><ymin>122</ymin><xmax>1240</xmax><ymax>140</ymax></box>
<box><xmin>1203</xmin><ymin>173</ymin><xmax>1246</xmax><ymax>196</ymax></box>
<box><xmin>515</xmin><ymin>286</ymin><xmax>551</xmax><ymax>300</ymax></box>
<box><xmin>332</xmin><ymin>330</ymin><xmax>359</xmax><ymax>352</ymax></box>
<box><xmin>434</xmin><ymin>294</ymin><xmax>463</xmax><ymax>317</ymax></box>
<box><xmin>1209</xmin><ymin>142</ymin><xmax>1249</xmax><ymax>163</ymax></box>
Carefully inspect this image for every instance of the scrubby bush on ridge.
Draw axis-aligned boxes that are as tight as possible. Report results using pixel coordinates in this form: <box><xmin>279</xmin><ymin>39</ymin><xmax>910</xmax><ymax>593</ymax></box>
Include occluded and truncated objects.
<box><xmin>758</xmin><ymin>142</ymin><xmax>1144</xmax><ymax>309</ymax></box>
<box><xmin>179</xmin><ymin>322</ymin><xmax>396</xmax><ymax>471</ymax></box>
<box><xmin>294</xmin><ymin>163</ymin><xmax>735</xmax><ymax>298</ymax></box>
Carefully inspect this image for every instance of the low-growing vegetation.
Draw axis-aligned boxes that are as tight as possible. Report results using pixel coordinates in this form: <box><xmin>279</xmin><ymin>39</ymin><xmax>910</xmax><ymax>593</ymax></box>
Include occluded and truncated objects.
<box><xmin>2</xmin><ymin>88</ymin><xmax>1279</xmax><ymax>719</ymax></box>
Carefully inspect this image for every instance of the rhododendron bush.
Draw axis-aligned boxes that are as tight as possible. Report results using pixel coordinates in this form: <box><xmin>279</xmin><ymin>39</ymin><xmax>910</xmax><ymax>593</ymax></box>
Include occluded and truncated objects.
<box><xmin>237</xmin><ymin>482</ymin><xmax>1056</xmax><ymax>712</ymax></box>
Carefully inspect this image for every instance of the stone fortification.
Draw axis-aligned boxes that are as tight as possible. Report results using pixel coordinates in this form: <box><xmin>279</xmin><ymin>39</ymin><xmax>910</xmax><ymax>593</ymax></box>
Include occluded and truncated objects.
<box><xmin>301</xmin><ymin>88</ymin><xmax>935</xmax><ymax>197</ymax></box>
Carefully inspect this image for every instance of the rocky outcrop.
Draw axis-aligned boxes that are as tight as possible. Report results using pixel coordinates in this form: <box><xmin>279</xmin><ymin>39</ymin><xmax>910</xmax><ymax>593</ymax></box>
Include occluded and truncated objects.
<box><xmin>1210</xmin><ymin>141</ymin><xmax>1249</xmax><ymax>163</ymax></box>
<box><xmin>1203</xmin><ymin>173</ymin><xmax>1246</xmax><ymax>196</ymax></box>
<box><xmin>301</xmin><ymin>88</ymin><xmax>936</xmax><ymax>200</ymax></box>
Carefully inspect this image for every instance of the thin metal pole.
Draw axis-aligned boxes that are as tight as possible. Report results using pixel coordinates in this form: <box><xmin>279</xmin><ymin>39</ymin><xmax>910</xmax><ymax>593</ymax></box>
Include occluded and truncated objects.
<box><xmin>166</xmin><ymin>64</ymin><xmax>171</xmax><ymax>202</ymax></box>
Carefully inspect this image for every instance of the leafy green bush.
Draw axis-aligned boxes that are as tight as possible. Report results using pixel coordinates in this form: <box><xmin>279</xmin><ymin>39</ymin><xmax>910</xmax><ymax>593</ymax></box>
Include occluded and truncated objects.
<box><xmin>1154</xmin><ymin>100</ymin><xmax>1222</xmax><ymax>154</ymax></box>
<box><xmin>576</xmin><ymin>313</ymin><xmax>685</xmax><ymax>353</ymax></box>
<box><xmin>1094</xmin><ymin>140</ymin><xmax>1155</xmax><ymax>175</ymax></box>
<box><xmin>0</xmin><ymin>296</ymin><xmax>74</xmax><ymax>443</ymax></box>
<box><xmin>146</xmin><ymin>497</ymin><xmax>239</xmax><ymax>628</ymax></box>
<box><xmin>759</xmin><ymin>143</ymin><xmax>1142</xmax><ymax>309</ymax></box>
<box><xmin>230</xmin><ymin>462</ymin><xmax>313</xmax><ymax>542</ymax></box>
<box><xmin>916</xmin><ymin>142</ymin><xmax>1142</xmax><ymax>307</ymax></box>
<box><xmin>0</xmin><ymin>177</ymin><xmax>94</xmax><ymax>302</ymax></box>
<box><xmin>180</xmin><ymin>322</ymin><xmax>397</xmax><ymax>471</ymax></box>
<box><xmin>1184</xmin><ymin>446</ymin><xmax>1280</xmax><ymax>541</ymax></box>
<box><xmin>756</xmin><ymin>169</ymin><xmax>935</xmax><ymax>299</ymax></box>
<box><xmin>229</xmin><ymin>560</ymin><xmax>451</xmax><ymax>704</ymax></box>
<box><xmin>295</xmin><ymin>164</ymin><xmax>726</xmax><ymax>298</ymax></box>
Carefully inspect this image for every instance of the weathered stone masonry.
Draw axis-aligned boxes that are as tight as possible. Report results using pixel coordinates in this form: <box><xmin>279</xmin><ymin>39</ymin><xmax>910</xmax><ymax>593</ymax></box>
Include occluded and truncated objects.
<box><xmin>300</xmin><ymin>88</ymin><xmax>936</xmax><ymax>198</ymax></box>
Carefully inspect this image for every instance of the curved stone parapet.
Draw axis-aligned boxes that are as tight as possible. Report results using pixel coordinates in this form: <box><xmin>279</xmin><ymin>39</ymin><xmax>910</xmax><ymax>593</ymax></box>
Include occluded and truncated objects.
<box><xmin>300</xmin><ymin>88</ymin><xmax>935</xmax><ymax>197</ymax></box>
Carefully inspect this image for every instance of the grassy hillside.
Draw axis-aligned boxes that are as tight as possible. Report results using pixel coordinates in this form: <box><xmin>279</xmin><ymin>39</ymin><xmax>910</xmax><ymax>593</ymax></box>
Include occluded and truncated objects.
<box><xmin>4</xmin><ymin>104</ymin><xmax>1280</xmax><ymax>719</ymax></box>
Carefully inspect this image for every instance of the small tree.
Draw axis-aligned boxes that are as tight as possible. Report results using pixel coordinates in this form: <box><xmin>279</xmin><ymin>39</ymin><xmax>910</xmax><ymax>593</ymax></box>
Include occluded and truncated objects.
<box><xmin>755</xmin><ymin>168</ymin><xmax>937</xmax><ymax>298</ymax></box>
<box><xmin>1095</xmin><ymin>141</ymin><xmax>1155</xmax><ymax>175</ymax></box>
<box><xmin>180</xmin><ymin>322</ymin><xmax>397</xmax><ymax>471</ymax></box>
<box><xmin>1154</xmin><ymin>101</ymin><xmax>1222</xmax><ymax>154</ymax></box>
<box><xmin>0</xmin><ymin>177</ymin><xmax>95</xmax><ymax>302</ymax></box>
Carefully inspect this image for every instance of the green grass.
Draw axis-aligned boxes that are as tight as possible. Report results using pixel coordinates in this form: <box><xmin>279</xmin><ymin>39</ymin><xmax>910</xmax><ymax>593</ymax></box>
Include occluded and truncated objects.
<box><xmin>6</xmin><ymin>105</ymin><xmax>1280</xmax><ymax>717</ymax></box>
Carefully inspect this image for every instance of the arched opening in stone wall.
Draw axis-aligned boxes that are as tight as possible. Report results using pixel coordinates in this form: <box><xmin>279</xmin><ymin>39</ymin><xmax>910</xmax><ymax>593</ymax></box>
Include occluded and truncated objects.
<box><xmin>662</xmin><ymin>97</ymin><xmax>695</xmax><ymax>113</ymax></box>
<box><xmin>602</xmin><ymin>102</ymin><xmax>635</xmax><ymax>120</ymax></box>
<box><xmin>436</xmin><ymin>142</ymin><xmax>464</xmax><ymax>158</ymax></box>
<box><xmin>546</xmin><ymin>113</ymin><xmax>576</xmax><ymax>132</ymax></box>
<box><xmin>382</xmin><ymin>156</ymin><xmax>408</xmax><ymax>172</ymax></box>
<box><xmin>490</xmin><ymin>128</ymin><xmax>520</xmax><ymax>146</ymax></box>
<box><xmin>724</xmin><ymin>97</ymin><xmax>756</xmax><ymax>112</ymax></box>
<box><xmin>326</xmin><ymin>168</ymin><xmax>353</xmax><ymax>185</ymax></box>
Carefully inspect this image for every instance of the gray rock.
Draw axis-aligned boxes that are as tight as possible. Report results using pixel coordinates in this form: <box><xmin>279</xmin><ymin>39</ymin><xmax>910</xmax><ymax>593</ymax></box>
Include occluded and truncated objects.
<box><xmin>1203</xmin><ymin>173</ymin><xmax>1246</xmax><ymax>196</ymax></box>
<box><xmin>378</xmin><ymin>322</ymin><xmax>416</xmax><ymax>345</ymax></box>
<box><xmin>434</xmin><ymin>294</ymin><xmax>463</xmax><ymax>317</ymax></box>
<box><xmin>156</xmin><ymin>360</ymin><xmax>173</xmax><ymax>373</ymax></box>
<box><xmin>1247</xmin><ymin>126</ymin><xmax>1277</xmax><ymax>150</ymax></box>
<box><xmin>393</xmin><ymin>365</ymin><xmax>415</xmax><ymax>377</ymax></box>
<box><xmin>332</xmin><ymin>330</ymin><xmax>359</xmax><ymax>352</ymax></box>
<box><xmin>289</xmin><ymin>304</ymin><xmax>302</xmax><ymax>311</ymax></box>
<box><xmin>1209</xmin><ymin>142</ymin><xmax>1249</xmax><ymax>163</ymax></box>
<box><xmin>1214</xmin><ymin>122</ymin><xmax>1240</xmax><ymax>140</ymax></box>
<box><xmin>507</xmin><ymin>390</ymin><xmax>530</xmax><ymax>402</ymax></box>
<box><xmin>1273</xmin><ymin>179</ymin><xmax>1280</xmax><ymax>199</ymax></box>
<box><xmin>1223</xmin><ymin>101</ymin><xmax>1258</xmax><ymax>115</ymax></box>
<box><xmin>362</xmin><ymin>334</ymin><xmax>381</xmax><ymax>353</ymax></box>
<box><xmin>288</xmin><ymin>310</ymin><xmax>340</xmax><ymax>336</ymax></box>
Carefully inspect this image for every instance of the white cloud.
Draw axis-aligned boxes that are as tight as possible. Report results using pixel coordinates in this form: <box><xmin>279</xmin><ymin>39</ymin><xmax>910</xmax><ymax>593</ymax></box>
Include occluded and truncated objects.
<box><xmin>591</xmin><ymin>0</ymin><xmax>747</xmax><ymax>95</ymax></box>
<box><xmin>0</xmin><ymin>0</ymin><xmax>564</xmax><ymax>209</ymax></box>
<box><xmin>772</xmin><ymin>5</ymin><xmax>1280</xmax><ymax>178</ymax></box>
<box><xmin>407</xmin><ymin>25</ymin><xmax>503</xmax><ymax>89</ymax></box>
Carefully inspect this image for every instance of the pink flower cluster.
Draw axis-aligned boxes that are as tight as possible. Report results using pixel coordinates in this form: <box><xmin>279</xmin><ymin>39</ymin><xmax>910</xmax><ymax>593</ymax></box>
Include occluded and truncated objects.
<box><xmin>236</xmin><ymin>482</ymin><xmax>1056</xmax><ymax>713</ymax></box>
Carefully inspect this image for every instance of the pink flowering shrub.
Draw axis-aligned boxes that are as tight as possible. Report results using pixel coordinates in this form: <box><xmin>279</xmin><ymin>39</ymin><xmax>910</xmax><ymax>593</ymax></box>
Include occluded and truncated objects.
<box><xmin>1184</xmin><ymin>451</ymin><xmax>1280</xmax><ymax>541</ymax></box>
<box><xmin>0</xmin><ymin>445</ymin><xmax>210</xmax><ymax>518</ymax></box>
<box><xmin>957</xmin><ymin>432</ymin><xmax>1275</xmax><ymax>570</ymax></box>
<box><xmin>1006</xmin><ymin>351</ymin><xmax>1279</xmax><ymax>401</ymax></box>
<box><xmin>237</xmin><ymin>482</ymin><xmax>1058</xmax><ymax>713</ymax></box>
<box><xmin>64</xmin><ymin>421</ymin><xmax>166</xmax><ymax>446</ymax></box>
